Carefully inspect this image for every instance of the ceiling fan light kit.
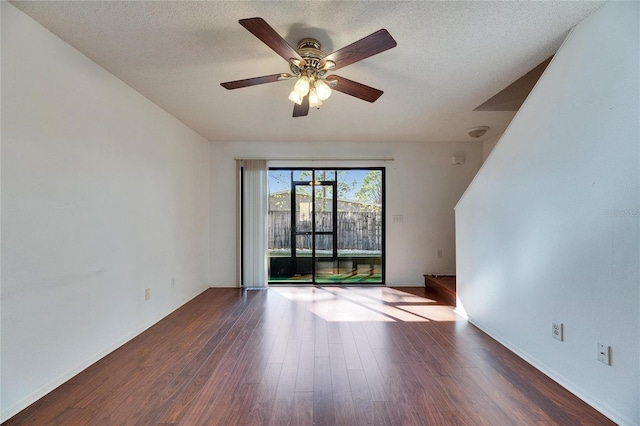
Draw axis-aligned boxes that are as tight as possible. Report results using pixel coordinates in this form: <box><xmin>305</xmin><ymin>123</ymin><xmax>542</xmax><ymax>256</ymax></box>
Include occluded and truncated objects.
<box><xmin>287</xmin><ymin>38</ymin><xmax>335</xmax><ymax>108</ymax></box>
<box><xmin>220</xmin><ymin>18</ymin><xmax>397</xmax><ymax>117</ymax></box>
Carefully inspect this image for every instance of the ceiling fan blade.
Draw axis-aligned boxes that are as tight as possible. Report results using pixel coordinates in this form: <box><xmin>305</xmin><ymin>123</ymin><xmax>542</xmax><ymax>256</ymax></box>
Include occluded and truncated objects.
<box><xmin>221</xmin><ymin>73</ymin><xmax>292</xmax><ymax>90</ymax></box>
<box><xmin>239</xmin><ymin>18</ymin><xmax>305</xmax><ymax>66</ymax></box>
<box><xmin>325</xmin><ymin>75</ymin><xmax>383</xmax><ymax>103</ymax></box>
<box><xmin>293</xmin><ymin>95</ymin><xmax>309</xmax><ymax>117</ymax></box>
<box><xmin>320</xmin><ymin>29</ymin><xmax>397</xmax><ymax>71</ymax></box>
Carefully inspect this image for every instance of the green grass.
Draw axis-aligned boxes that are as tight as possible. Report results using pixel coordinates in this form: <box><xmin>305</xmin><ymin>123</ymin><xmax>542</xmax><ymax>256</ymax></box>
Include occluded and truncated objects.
<box><xmin>269</xmin><ymin>273</ymin><xmax>382</xmax><ymax>284</ymax></box>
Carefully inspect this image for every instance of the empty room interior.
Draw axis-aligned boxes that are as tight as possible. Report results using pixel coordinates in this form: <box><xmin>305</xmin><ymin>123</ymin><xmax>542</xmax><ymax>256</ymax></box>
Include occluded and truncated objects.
<box><xmin>1</xmin><ymin>1</ymin><xmax>638</xmax><ymax>425</ymax></box>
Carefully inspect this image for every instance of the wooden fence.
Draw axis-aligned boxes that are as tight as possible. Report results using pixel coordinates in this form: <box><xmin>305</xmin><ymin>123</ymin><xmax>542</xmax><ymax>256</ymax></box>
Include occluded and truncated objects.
<box><xmin>269</xmin><ymin>211</ymin><xmax>382</xmax><ymax>251</ymax></box>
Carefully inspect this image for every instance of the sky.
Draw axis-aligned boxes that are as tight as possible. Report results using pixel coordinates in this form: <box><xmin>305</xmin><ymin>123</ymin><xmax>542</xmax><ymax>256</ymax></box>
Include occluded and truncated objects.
<box><xmin>268</xmin><ymin>169</ymin><xmax>377</xmax><ymax>202</ymax></box>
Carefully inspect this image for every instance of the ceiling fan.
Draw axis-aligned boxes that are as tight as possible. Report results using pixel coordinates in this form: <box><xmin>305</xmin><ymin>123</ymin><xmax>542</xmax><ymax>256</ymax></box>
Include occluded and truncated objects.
<box><xmin>220</xmin><ymin>18</ymin><xmax>397</xmax><ymax>117</ymax></box>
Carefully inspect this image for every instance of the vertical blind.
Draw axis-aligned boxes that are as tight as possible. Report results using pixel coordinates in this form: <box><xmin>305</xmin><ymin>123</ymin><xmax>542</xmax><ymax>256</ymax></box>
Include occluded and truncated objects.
<box><xmin>239</xmin><ymin>159</ymin><xmax>268</xmax><ymax>288</ymax></box>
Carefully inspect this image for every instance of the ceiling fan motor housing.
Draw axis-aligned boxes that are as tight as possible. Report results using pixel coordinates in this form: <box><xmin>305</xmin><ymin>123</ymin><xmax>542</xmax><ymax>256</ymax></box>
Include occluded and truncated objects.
<box><xmin>290</xmin><ymin>38</ymin><xmax>332</xmax><ymax>78</ymax></box>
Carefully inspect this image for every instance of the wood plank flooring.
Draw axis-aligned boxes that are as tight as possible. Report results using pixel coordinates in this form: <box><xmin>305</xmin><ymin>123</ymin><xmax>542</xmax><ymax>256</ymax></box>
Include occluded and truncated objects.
<box><xmin>4</xmin><ymin>286</ymin><xmax>614</xmax><ymax>425</ymax></box>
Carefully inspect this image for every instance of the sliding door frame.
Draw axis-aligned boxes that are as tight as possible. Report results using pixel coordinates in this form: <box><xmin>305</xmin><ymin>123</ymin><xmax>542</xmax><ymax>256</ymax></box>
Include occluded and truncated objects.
<box><xmin>268</xmin><ymin>167</ymin><xmax>385</xmax><ymax>285</ymax></box>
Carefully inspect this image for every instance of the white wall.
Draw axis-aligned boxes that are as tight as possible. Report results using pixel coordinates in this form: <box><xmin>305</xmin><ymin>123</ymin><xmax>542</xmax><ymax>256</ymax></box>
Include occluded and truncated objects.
<box><xmin>456</xmin><ymin>2</ymin><xmax>639</xmax><ymax>425</ymax></box>
<box><xmin>1</xmin><ymin>3</ymin><xmax>211</xmax><ymax>420</ymax></box>
<box><xmin>210</xmin><ymin>140</ymin><xmax>483</xmax><ymax>287</ymax></box>
<box><xmin>482</xmin><ymin>134</ymin><xmax>501</xmax><ymax>161</ymax></box>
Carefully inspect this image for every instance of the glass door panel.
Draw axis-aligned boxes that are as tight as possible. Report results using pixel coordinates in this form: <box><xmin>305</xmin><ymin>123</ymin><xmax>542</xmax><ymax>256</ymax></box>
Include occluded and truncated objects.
<box><xmin>290</xmin><ymin>183</ymin><xmax>313</xmax><ymax>282</ymax></box>
<box><xmin>313</xmin><ymin>184</ymin><xmax>333</xmax><ymax>232</ymax></box>
<box><xmin>268</xmin><ymin>168</ymin><xmax>384</xmax><ymax>284</ymax></box>
<box><xmin>336</xmin><ymin>169</ymin><xmax>383</xmax><ymax>283</ymax></box>
<box><xmin>295</xmin><ymin>184</ymin><xmax>312</xmax><ymax>233</ymax></box>
<box><xmin>314</xmin><ymin>234</ymin><xmax>333</xmax><ymax>257</ymax></box>
<box><xmin>295</xmin><ymin>234</ymin><xmax>312</xmax><ymax>256</ymax></box>
<box><xmin>292</xmin><ymin>170</ymin><xmax>312</xmax><ymax>182</ymax></box>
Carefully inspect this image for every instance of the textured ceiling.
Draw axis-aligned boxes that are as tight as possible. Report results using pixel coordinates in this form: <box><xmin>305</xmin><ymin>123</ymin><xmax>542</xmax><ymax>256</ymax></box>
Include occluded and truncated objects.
<box><xmin>11</xmin><ymin>1</ymin><xmax>604</xmax><ymax>143</ymax></box>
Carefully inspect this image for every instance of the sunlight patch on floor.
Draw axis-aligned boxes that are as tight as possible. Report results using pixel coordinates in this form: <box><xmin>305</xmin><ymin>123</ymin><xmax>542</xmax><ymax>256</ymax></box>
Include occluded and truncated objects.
<box><xmin>399</xmin><ymin>304</ymin><xmax>458</xmax><ymax>322</ymax></box>
<box><xmin>270</xmin><ymin>286</ymin><xmax>459</xmax><ymax>323</ymax></box>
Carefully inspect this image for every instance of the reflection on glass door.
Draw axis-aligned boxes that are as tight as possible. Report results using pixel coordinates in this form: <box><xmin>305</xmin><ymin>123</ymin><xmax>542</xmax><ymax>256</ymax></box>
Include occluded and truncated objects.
<box><xmin>268</xmin><ymin>168</ymin><xmax>383</xmax><ymax>284</ymax></box>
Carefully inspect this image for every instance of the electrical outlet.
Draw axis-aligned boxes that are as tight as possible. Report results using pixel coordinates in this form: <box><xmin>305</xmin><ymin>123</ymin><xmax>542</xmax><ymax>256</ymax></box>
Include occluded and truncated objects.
<box><xmin>145</xmin><ymin>288</ymin><xmax>151</xmax><ymax>301</ymax></box>
<box><xmin>436</xmin><ymin>249</ymin><xmax>443</xmax><ymax>258</ymax></box>
<box><xmin>597</xmin><ymin>342</ymin><xmax>611</xmax><ymax>365</ymax></box>
<box><xmin>552</xmin><ymin>321</ymin><xmax>563</xmax><ymax>341</ymax></box>
<box><xmin>171</xmin><ymin>278</ymin><xmax>175</xmax><ymax>288</ymax></box>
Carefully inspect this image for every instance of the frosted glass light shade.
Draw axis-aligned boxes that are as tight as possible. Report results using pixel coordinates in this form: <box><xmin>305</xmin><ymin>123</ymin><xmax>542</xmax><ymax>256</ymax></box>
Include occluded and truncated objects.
<box><xmin>309</xmin><ymin>88</ymin><xmax>321</xmax><ymax>108</ymax></box>
<box><xmin>315</xmin><ymin>79</ymin><xmax>332</xmax><ymax>101</ymax></box>
<box><xmin>288</xmin><ymin>89</ymin><xmax>303</xmax><ymax>105</ymax></box>
<box><xmin>293</xmin><ymin>76</ymin><xmax>310</xmax><ymax>97</ymax></box>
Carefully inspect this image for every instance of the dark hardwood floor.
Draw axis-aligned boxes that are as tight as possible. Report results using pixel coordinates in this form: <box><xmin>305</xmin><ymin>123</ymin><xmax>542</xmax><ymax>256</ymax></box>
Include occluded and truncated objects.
<box><xmin>4</xmin><ymin>286</ymin><xmax>614</xmax><ymax>425</ymax></box>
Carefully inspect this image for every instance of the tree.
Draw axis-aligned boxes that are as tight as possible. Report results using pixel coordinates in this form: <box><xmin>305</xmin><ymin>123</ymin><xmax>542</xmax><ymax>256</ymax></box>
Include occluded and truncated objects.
<box><xmin>297</xmin><ymin>170</ymin><xmax>355</xmax><ymax>199</ymax></box>
<box><xmin>268</xmin><ymin>169</ymin><xmax>357</xmax><ymax>211</ymax></box>
<box><xmin>288</xmin><ymin>170</ymin><xmax>355</xmax><ymax>211</ymax></box>
<box><xmin>355</xmin><ymin>171</ymin><xmax>382</xmax><ymax>210</ymax></box>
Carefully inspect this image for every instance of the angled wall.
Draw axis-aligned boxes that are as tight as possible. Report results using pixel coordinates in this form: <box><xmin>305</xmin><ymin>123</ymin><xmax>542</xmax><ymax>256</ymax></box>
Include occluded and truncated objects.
<box><xmin>1</xmin><ymin>3</ymin><xmax>210</xmax><ymax>420</ymax></box>
<box><xmin>456</xmin><ymin>2</ymin><xmax>639</xmax><ymax>424</ymax></box>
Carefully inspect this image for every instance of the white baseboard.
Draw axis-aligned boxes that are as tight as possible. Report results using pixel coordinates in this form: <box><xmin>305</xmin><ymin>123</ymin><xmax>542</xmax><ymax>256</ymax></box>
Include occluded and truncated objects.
<box><xmin>467</xmin><ymin>316</ymin><xmax>637</xmax><ymax>426</ymax></box>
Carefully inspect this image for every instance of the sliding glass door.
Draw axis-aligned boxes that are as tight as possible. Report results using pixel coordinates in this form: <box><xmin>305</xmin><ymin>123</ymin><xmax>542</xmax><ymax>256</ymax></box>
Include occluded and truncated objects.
<box><xmin>268</xmin><ymin>168</ymin><xmax>384</xmax><ymax>284</ymax></box>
